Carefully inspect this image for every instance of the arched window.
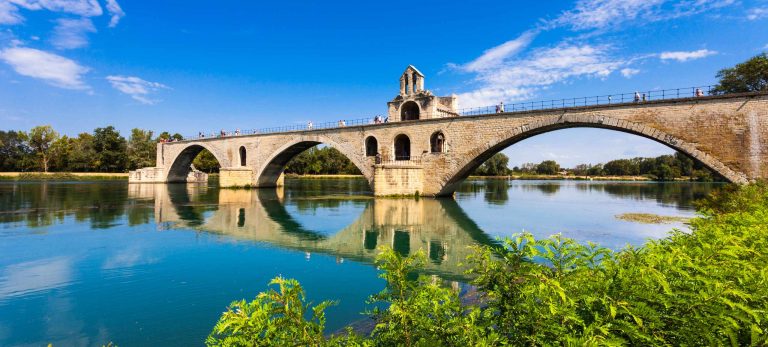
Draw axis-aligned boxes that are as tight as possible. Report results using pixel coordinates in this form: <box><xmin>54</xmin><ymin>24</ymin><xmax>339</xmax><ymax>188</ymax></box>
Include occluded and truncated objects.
<box><xmin>400</xmin><ymin>101</ymin><xmax>420</xmax><ymax>121</ymax></box>
<box><xmin>394</xmin><ymin>134</ymin><xmax>411</xmax><ymax>161</ymax></box>
<box><xmin>365</xmin><ymin>136</ymin><xmax>378</xmax><ymax>156</ymax></box>
<box><xmin>239</xmin><ymin>146</ymin><xmax>247</xmax><ymax>166</ymax></box>
<box><xmin>430</xmin><ymin>132</ymin><xmax>445</xmax><ymax>153</ymax></box>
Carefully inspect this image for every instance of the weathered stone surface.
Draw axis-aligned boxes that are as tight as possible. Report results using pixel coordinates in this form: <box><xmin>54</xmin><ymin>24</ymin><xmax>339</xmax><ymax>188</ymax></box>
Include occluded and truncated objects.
<box><xmin>131</xmin><ymin>92</ymin><xmax>768</xmax><ymax>197</ymax></box>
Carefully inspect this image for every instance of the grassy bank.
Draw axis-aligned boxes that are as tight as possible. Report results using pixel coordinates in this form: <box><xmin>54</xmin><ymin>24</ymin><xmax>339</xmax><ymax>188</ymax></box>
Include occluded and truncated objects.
<box><xmin>0</xmin><ymin>172</ymin><xmax>128</xmax><ymax>181</ymax></box>
<box><xmin>469</xmin><ymin>174</ymin><xmax>654</xmax><ymax>181</ymax></box>
<box><xmin>207</xmin><ymin>183</ymin><xmax>768</xmax><ymax>346</ymax></box>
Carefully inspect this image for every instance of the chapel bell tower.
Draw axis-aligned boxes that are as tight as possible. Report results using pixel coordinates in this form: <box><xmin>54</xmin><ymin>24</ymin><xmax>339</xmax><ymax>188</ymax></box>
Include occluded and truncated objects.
<box><xmin>387</xmin><ymin>65</ymin><xmax>458</xmax><ymax>122</ymax></box>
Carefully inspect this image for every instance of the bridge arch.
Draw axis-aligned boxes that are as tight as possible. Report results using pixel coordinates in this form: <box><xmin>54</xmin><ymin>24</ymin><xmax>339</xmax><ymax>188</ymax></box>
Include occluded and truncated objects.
<box><xmin>165</xmin><ymin>142</ymin><xmax>228</xmax><ymax>183</ymax></box>
<box><xmin>256</xmin><ymin>135</ymin><xmax>373</xmax><ymax>187</ymax></box>
<box><xmin>437</xmin><ymin>114</ymin><xmax>747</xmax><ymax>196</ymax></box>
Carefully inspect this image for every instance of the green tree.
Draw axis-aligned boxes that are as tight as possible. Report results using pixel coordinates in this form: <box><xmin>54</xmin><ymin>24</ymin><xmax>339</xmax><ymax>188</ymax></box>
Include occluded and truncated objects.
<box><xmin>603</xmin><ymin>158</ymin><xmax>639</xmax><ymax>176</ymax></box>
<box><xmin>68</xmin><ymin>133</ymin><xmax>97</xmax><ymax>172</ymax></box>
<box><xmin>28</xmin><ymin>125</ymin><xmax>59</xmax><ymax>172</ymax></box>
<box><xmin>48</xmin><ymin>135</ymin><xmax>72</xmax><ymax>171</ymax></box>
<box><xmin>193</xmin><ymin>149</ymin><xmax>221</xmax><ymax>173</ymax></box>
<box><xmin>127</xmin><ymin>128</ymin><xmax>156</xmax><ymax>170</ymax></box>
<box><xmin>0</xmin><ymin>130</ymin><xmax>32</xmax><ymax>171</ymax></box>
<box><xmin>535</xmin><ymin>160</ymin><xmax>560</xmax><ymax>175</ymax></box>
<box><xmin>712</xmin><ymin>53</ymin><xmax>768</xmax><ymax>94</ymax></box>
<box><xmin>93</xmin><ymin>126</ymin><xmax>127</xmax><ymax>172</ymax></box>
<box><xmin>474</xmin><ymin>153</ymin><xmax>510</xmax><ymax>176</ymax></box>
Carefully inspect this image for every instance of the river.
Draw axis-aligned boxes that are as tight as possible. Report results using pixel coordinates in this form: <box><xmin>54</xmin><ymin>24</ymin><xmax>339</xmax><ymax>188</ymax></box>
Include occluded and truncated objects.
<box><xmin>0</xmin><ymin>178</ymin><xmax>719</xmax><ymax>346</ymax></box>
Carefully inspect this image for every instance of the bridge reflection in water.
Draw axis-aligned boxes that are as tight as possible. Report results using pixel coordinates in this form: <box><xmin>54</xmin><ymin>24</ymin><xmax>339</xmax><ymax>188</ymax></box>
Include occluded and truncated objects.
<box><xmin>129</xmin><ymin>184</ymin><xmax>498</xmax><ymax>280</ymax></box>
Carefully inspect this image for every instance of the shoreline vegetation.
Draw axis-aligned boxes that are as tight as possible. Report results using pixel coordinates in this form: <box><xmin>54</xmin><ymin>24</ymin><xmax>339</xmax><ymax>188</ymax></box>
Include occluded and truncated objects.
<box><xmin>207</xmin><ymin>182</ymin><xmax>768</xmax><ymax>346</ymax></box>
<box><xmin>0</xmin><ymin>172</ymin><xmax>128</xmax><ymax>180</ymax></box>
<box><xmin>0</xmin><ymin>172</ymin><xmax>708</xmax><ymax>182</ymax></box>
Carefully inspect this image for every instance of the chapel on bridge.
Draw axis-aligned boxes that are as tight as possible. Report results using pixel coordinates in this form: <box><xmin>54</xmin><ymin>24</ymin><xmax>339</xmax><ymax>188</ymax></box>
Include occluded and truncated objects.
<box><xmin>386</xmin><ymin>65</ymin><xmax>459</xmax><ymax>122</ymax></box>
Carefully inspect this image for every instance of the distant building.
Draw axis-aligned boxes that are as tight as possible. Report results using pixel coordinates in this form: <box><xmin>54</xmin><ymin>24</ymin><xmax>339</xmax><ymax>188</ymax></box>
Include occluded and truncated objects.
<box><xmin>387</xmin><ymin>65</ymin><xmax>458</xmax><ymax>122</ymax></box>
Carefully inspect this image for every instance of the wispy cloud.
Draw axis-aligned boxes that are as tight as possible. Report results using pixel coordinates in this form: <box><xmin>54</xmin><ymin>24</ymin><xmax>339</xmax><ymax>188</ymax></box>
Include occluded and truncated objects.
<box><xmin>551</xmin><ymin>0</ymin><xmax>737</xmax><ymax>31</ymax></box>
<box><xmin>0</xmin><ymin>47</ymin><xmax>90</xmax><ymax>89</ymax></box>
<box><xmin>2</xmin><ymin>0</ymin><xmax>124</xmax><ymax>26</ymax></box>
<box><xmin>451</xmin><ymin>0</ymin><xmax>735</xmax><ymax>107</ymax></box>
<box><xmin>458</xmin><ymin>43</ymin><xmax>625</xmax><ymax>107</ymax></box>
<box><xmin>659</xmin><ymin>49</ymin><xmax>717</xmax><ymax>62</ymax></box>
<box><xmin>747</xmin><ymin>7</ymin><xmax>768</xmax><ymax>20</ymax></box>
<box><xmin>621</xmin><ymin>68</ymin><xmax>640</xmax><ymax>78</ymax></box>
<box><xmin>105</xmin><ymin>0</ymin><xmax>124</xmax><ymax>27</ymax></box>
<box><xmin>51</xmin><ymin>18</ymin><xmax>96</xmax><ymax>49</ymax></box>
<box><xmin>8</xmin><ymin>0</ymin><xmax>103</xmax><ymax>17</ymax></box>
<box><xmin>460</xmin><ymin>31</ymin><xmax>538</xmax><ymax>72</ymax></box>
<box><xmin>0</xmin><ymin>1</ymin><xmax>23</xmax><ymax>24</ymax></box>
<box><xmin>106</xmin><ymin>75</ymin><xmax>169</xmax><ymax>104</ymax></box>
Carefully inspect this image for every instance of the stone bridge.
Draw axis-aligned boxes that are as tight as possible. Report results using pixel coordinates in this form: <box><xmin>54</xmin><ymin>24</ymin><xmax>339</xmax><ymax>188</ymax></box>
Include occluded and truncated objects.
<box><xmin>130</xmin><ymin>67</ymin><xmax>768</xmax><ymax>197</ymax></box>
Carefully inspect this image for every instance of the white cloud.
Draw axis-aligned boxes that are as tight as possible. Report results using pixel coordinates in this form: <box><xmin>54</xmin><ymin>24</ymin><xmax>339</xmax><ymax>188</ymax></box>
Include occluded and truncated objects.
<box><xmin>8</xmin><ymin>0</ymin><xmax>103</xmax><ymax>17</ymax></box>
<box><xmin>621</xmin><ymin>68</ymin><xmax>640</xmax><ymax>77</ymax></box>
<box><xmin>461</xmin><ymin>31</ymin><xmax>538</xmax><ymax>72</ymax></box>
<box><xmin>51</xmin><ymin>18</ymin><xmax>96</xmax><ymax>49</ymax></box>
<box><xmin>0</xmin><ymin>257</ymin><xmax>74</xmax><ymax>298</ymax></box>
<box><xmin>0</xmin><ymin>1</ymin><xmax>24</xmax><ymax>24</ymax></box>
<box><xmin>458</xmin><ymin>43</ymin><xmax>625</xmax><ymax>107</ymax></box>
<box><xmin>747</xmin><ymin>7</ymin><xmax>768</xmax><ymax>20</ymax></box>
<box><xmin>659</xmin><ymin>49</ymin><xmax>717</xmax><ymax>62</ymax></box>
<box><xmin>2</xmin><ymin>0</ymin><xmax>124</xmax><ymax>27</ymax></box>
<box><xmin>551</xmin><ymin>0</ymin><xmax>736</xmax><ymax>31</ymax></box>
<box><xmin>106</xmin><ymin>75</ymin><xmax>168</xmax><ymax>104</ymax></box>
<box><xmin>0</xmin><ymin>47</ymin><xmax>90</xmax><ymax>89</ymax></box>
<box><xmin>105</xmin><ymin>0</ymin><xmax>123</xmax><ymax>27</ymax></box>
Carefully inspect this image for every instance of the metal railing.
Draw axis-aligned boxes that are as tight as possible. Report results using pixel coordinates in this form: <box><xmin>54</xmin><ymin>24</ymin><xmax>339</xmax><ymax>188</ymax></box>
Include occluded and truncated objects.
<box><xmin>177</xmin><ymin>85</ymin><xmax>716</xmax><ymax>142</ymax></box>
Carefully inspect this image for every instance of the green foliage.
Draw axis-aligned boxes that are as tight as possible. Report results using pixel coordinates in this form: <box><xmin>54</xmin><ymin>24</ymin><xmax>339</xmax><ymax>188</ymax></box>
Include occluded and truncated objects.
<box><xmin>28</xmin><ymin>125</ymin><xmax>59</xmax><ymax>172</ymax></box>
<box><xmin>285</xmin><ymin>146</ymin><xmax>362</xmax><ymax>175</ymax></box>
<box><xmin>0</xmin><ymin>130</ymin><xmax>32</xmax><ymax>171</ymax></box>
<box><xmin>207</xmin><ymin>276</ymin><xmax>336</xmax><ymax>347</ymax></box>
<box><xmin>712</xmin><ymin>52</ymin><xmax>768</xmax><ymax>94</ymax></box>
<box><xmin>93</xmin><ymin>126</ymin><xmax>127</xmax><ymax>172</ymax></box>
<box><xmin>473</xmin><ymin>153</ymin><xmax>510</xmax><ymax>176</ymax></box>
<box><xmin>535</xmin><ymin>160</ymin><xmax>560</xmax><ymax>175</ymax></box>
<box><xmin>209</xmin><ymin>183</ymin><xmax>768</xmax><ymax>346</ymax></box>
<box><xmin>193</xmin><ymin>149</ymin><xmax>221</xmax><ymax>173</ymax></box>
<box><xmin>127</xmin><ymin>128</ymin><xmax>156</xmax><ymax>170</ymax></box>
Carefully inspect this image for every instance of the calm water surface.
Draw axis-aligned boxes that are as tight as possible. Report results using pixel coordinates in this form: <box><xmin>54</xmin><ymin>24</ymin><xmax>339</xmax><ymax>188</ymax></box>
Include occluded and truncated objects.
<box><xmin>0</xmin><ymin>179</ymin><xmax>719</xmax><ymax>346</ymax></box>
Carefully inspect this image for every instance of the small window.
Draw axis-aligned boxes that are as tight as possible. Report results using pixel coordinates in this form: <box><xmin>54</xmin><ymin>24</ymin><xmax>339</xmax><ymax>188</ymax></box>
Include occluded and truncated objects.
<box><xmin>365</xmin><ymin>136</ymin><xmax>378</xmax><ymax>157</ymax></box>
<box><xmin>430</xmin><ymin>132</ymin><xmax>445</xmax><ymax>153</ymax></box>
<box><xmin>239</xmin><ymin>146</ymin><xmax>247</xmax><ymax>166</ymax></box>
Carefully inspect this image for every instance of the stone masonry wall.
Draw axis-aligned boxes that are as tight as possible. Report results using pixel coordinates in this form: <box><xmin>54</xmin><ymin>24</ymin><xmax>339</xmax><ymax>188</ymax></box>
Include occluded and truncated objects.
<box><xmin>148</xmin><ymin>93</ymin><xmax>768</xmax><ymax>196</ymax></box>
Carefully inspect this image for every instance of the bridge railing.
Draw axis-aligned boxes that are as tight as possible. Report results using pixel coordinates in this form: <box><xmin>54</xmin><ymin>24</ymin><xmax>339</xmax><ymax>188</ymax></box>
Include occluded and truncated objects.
<box><xmin>179</xmin><ymin>85</ymin><xmax>715</xmax><ymax>141</ymax></box>
<box><xmin>456</xmin><ymin>85</ymin><xmax>715</xmax><ymax>115</ymax></box>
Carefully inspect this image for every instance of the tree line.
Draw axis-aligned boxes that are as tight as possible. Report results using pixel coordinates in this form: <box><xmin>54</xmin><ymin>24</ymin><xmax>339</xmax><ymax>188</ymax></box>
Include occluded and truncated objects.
<box><xmin>0</xmin><ymin>125</ymin><xmax>182</xmax><ymax>172</ymax></box>
<box><xmin>473</xmin><ymin>152</ymin><xmax>721</xmax><ymax>181</ymax></box>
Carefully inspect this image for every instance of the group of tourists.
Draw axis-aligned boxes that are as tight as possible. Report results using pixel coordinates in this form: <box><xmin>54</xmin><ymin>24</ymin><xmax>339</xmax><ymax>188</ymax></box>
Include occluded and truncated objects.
<box><xmin>373</xmin><ymin>115</ymin><xmax>388</xmax><ymax>124</ymax></box>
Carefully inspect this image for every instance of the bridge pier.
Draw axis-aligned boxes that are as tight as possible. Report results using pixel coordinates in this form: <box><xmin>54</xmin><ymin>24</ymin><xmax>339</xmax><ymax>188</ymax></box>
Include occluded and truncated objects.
<box><xmin>373</xmin><ymin>164</ymin><xmax>425</xmax><ymax>196</ymax></box>
<box><xmin>219</xmin><ymin>167</ymin><xmax>255</xmax><ymax>187</ymax></box>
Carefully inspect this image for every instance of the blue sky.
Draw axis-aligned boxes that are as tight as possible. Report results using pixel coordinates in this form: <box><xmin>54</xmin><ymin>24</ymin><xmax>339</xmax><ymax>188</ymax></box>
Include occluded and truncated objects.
<box><xmin>1</xmin><ymin>0</ymin><xmax>767</xmax><ymax>167</ymax></box>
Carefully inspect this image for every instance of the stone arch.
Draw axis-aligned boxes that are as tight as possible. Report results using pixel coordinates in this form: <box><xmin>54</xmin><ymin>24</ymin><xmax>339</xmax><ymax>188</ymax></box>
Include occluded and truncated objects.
<box><xmin>239</xmin><ymin>146</ymin><xmax>247</xmax><ymax>166</ymax></box>
<box><xmin>400</xmin><ymin>101</ymin><xmax>420</xmax><ymax>121</ymax></box>
<box><xmin>430</xmin><ymin>131</ymin><xmax>445</xmax><ymax>153</ymax></box>
<box><xmin>365</xmin><ymin>136</ymin><xmax>378</xmax><ymax>157</ymax></box>
<box><xmin>165</xmin><ymin>143</ymin><xmax>227</xmax><ymax>183</ymax></box>
<box><xmin>437</xmin><ymin>115</ymin><xmax>747</xmax><ymax>196</ymax></box>
<box><xmin>394</xmin><ymin>134</ymin><xmax>411</xmax><ymax>160</ymax></box>
<box><xmin>256</xmin><ymin>135</ymin><xmax>373</xmax><ymax>187</ymax></box>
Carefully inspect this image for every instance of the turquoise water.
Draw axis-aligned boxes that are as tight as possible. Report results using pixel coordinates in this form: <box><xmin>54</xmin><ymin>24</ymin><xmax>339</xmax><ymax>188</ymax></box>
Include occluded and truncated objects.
<box><xmin>0</xmin><ymin>179</ymin><xmax>718</xmax><ymax>346</ymax></box>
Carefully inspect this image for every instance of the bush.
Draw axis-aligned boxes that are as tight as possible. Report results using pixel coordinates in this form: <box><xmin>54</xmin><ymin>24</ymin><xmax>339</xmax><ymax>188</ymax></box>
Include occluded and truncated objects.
<box><xmin>207</xmin><ymin>183</ymin><xmax>768</xmax><ymax>346</ymax></box>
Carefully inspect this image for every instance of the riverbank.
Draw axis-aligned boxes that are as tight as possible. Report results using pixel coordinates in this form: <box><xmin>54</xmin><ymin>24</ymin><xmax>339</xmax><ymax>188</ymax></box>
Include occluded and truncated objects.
<box><xmin>0</xmin><ymin>172</ymin><xmax>128</xmax><ymax>180</ymax></box>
